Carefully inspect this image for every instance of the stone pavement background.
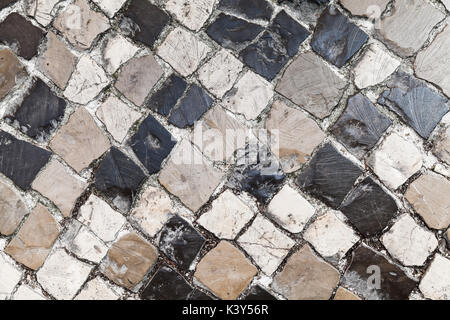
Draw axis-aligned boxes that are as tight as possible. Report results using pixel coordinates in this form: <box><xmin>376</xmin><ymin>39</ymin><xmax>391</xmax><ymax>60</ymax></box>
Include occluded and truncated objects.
<box><xmin>0</xmin><ymin>0</ymin><xmax>449</xmax><ymax>300</ymax></box>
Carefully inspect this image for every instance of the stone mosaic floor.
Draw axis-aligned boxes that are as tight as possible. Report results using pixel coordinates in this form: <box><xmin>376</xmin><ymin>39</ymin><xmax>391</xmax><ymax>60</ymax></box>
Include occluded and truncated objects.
<box><xmin>0</xmin><ymin>0</ymin><xmax>449</xmax><ymax>301</ymax></box>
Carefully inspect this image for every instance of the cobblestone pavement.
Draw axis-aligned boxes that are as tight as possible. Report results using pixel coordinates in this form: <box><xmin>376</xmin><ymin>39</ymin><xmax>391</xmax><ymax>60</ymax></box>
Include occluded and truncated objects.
<box><xmin>0</xmin><ymin>0</ymin><xmax>449</xmax><ymax>300</ymax></box>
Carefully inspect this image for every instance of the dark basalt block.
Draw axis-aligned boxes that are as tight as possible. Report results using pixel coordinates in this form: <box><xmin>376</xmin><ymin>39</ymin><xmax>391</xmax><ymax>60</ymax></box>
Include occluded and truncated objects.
<box><xmin>240</xmin><ymin>11</ymin><xmax>310</xmax><ymax>80</ymax></box>
<box><xmin>93</xmin><ymin>147</ymin><xmax>147</xmax><ymax>211</ymax></box>
<box><xmin>141</xmin><ymin>265</ymin><xmax>193</xmax><ymax>300</ymax></box>
<box><xmin>243</xmin><ymin>286</ymin><xmax>277</xmax><ymax>300</ymax></box>
<box><xmin>147</xmin><ymin>74</ymin><xmax>187</xmax><ymax>117</ymax></box>
<box><xmin>0</xmin><ymin>131</ymin><xmax>51</xmax><ymax>190</ymax></box>
<box><xmin>340</xmin><ymin>177</ymin><xmax>398</xmax><ymax>237</ymax></box>
<box><xmin>0</xmin><ymin>0</ymin><xmax>17</xmax><ymax>10</ymax></box>
<box><xmin>378</xmin><ymin>71</ymin><xmax>449</xmax><ymax>139</ymax></box>
<box><xmin>218</xmin><ymin>0</ymin><xmax>274</xmax><ymax>21</ymax></box>
<box><xmin>168</xmin><ymin>84</ymin><xmax>213</xmax><ymax>128</ymax></box>
<box><xmin>129</xmin><ymin>115</ymin><xmax>176</xmax><ymax>174</ymax></box>
<box><xmin>296</xmin><ymin>143</ymin><xmax>362</xmax><ymax>208</ymax></box>
<box><xmin>206</xmin><ymin>13</ymin><xmax>264</xmax><ymax>50</ymax></box>
<box><xmin>343</xmin><ymin>246</ymin><xmax>417</xmax><ymax>300</ymax></box>
<box><xmin>121</xmin><ymin>0</ymin><xmax>170</xmax><ymax>48</ymax></box>
<box><xmin>188</xmin><ymin>289</ymin><xmax>213</xmax><ymax>300</ymax></box>
<box><xmin>311</xmin><ymin>7</ymin><xmax>368</xmax><ymax>67</ymax></box>
<box><xmin>8</xmin><ymin>79</ymin><xmax>66</xmax><ymax>140</ymax></box>
<box><xmin>159</xmin><ymin>216</ymin><xmax>206</xmax><ymax>270</ymax></box>
<box><xmin>0</xmin><ymin>13</ymin><xmax>44</xmax><ymax>60</ymax></box>
<box><xmin>229</xmin><ymin>145</ymin><xmax>285</xmax><ymax>203</ymax></box>
<box><xmin>331</xmin><ymin>93</ymin><xmax>391</xmax><ymax>158</ymax></box>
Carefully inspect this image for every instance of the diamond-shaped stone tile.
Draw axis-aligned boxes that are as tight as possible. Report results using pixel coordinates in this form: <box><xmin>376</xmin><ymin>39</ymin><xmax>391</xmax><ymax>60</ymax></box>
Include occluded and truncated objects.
<box><xmin>194</xmin><ymin>241</ymin><xmax>257</xmax><ymax>300</ymax></box>
<box><xmin>26</xmin><ymin>0</ymin><xmax>60</xmax><ymax>26</ymax></box>
<box><xmin>296</xmin><ymin>143</ymin><xmax>362</xmax><ymax>208</ymax></box>
<box><xmin>147</xmin><ymin>74</ymin><xmax>187</xmax><ymax>117</ymax></box>
<box><xmin>93</xmin><ymin>0</ymin><xmax>127</xmax><ymax>17</ymax></box>
<box><xmin>0</xmin><ymin>180</ymin><xmax>27</xmax><ymax>236</ymax></box>
<box><xmin>0</xmin><ymin>49</ymin><xmax>27</xmax><ymax>101</ymax></box>
<box><xmin>166</xmin><ymin>0</ymin><xmax>216</xmax><ymax>31</ymax></box>
<box><xmin>141</xmin><ymin>265</ymin><xmax>194</xmax><ymax>300</ymax></box>
<box><xmin>276</xmin><ymin>51</ymin><xmax>347</xmax><ymax>119</ymax></box>
<box><xmin>159</xmin><ymin>216</ymin><xmax>206</xmax><ymax>270</ymax></box>
<box><xmin>419</xmin><ymin>254</ymin><xmax>450</xmax><ymax>300</ymax></box>
<box><xmin>218</xmin><ymin>0</ymin><xmax>273</xmax><ymax>21</ymax></box>
<box><xmin>103</xmin><ymin>34</ymin><xmax>139</xmax><ymax>74</ymax></box>
<box><xmin>64</xmin><ymin>221</ymin><xmax>108</xmax><ymax>263</ymax></box>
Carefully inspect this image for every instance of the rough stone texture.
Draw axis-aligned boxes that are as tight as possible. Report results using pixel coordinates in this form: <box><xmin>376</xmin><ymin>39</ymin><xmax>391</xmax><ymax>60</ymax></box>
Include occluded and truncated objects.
<box><xmin>272</xmin><ymin>245</ymin><xmax>340</xmax><ymax>300</ymax></box>
<box><xmin>197</xmin><ymin>189</ymin><xmax>254</xmax><ymax>239</ymax></box>
<box><xmin>238</xmin><ymin>215</ymin><xmax>295</xmax><ymax>275</ymax></box>
<box><xmin>218</xmin><ymin>0</ymin><xmax>273</xmax><ymax>21</ymax></box>
<box><xmin>353</xmin><ymin>44</ymin><xmax>400</xmax><ymax>89</ymax></box>
<box><xmin>223</xmin><ymin>71</ymin><xmax>273</xmax><ymax>120</ymax></box>
<box><xmin>78</xmin><ymin>194</ymin><xmax>126</xmax><ymax>242</ymax></box>
<box><xmin>0</xmin><ymin>130</ymin><xmax>51</xmax><ymax>190</ymax></box>
<box><xmin>130</xmin><ymin>185</ymin><xmax>175</xmax><ymax>237</ymax></box>
<box><xmin>382</xmin><ymin>214</ymin><xmax>438</xmax><ymax>266</ymax></box>
<box><xmin>158</xmin><ymin>27</ymin><xmax>211</xmax><ymax>77</ymax></box>
<box><xmin>13</xmin><ymin>284</ymin><xmax>46</xmax><ymax>300</ymax></box>
<box><xmin>37</xmin><ymin>32</ymin><xmax>77</xmax><ymax>89</ymax></box>
<box><xmin>415</xmin><ymin>24</ymin><xmax>450</xmax><ymax>97</ymax></box>
<box><xmin>375</xmin><ymin>0</ymin><xmax>445</xmax><ymax>57</ymax></box>
<box><xmin>0</xmin><ymin>180</ymin><xmax>28</xmax><ymax>236</ymax></box>
<box><xmin>266</xmin><ymin>100</ymin><xmax>325</xmax><ymax>172</ymax></box>
<box><xmin>53</xmin><ymin>0</ymin><xmax>110</xmax><ymax>50</ymax></box>
<box><xmin>340</xmin><ymin>0</ymin><xmax>390</xmax><ymax>17</ymax></box>
<box><xmin>243</xmin><ymin>285</ymin><xmax>277</xmax><ymax>300</ymax></box>
<box><xmin>93</xmin><ymin>0</ymin><xmax>127</xmax><ymax>17</ymax></box>
<box><xmin>116</xmin><ymin>54</ymin><xmax>163</xmax><ymax>106</ymax></box>
<box><xmin>50</xmin><ymin>107</ymin><xmax>110</xmax><ymax>173</ymax></box>
<box><xmin>103</xmin><ymin>34</ymin><xmax>139</xmax><ymax>74</ymax></box>
<box><xmin>434</xmin><ymin>125</ymin><xmax>450</xmax><ymax>165</ymax></box>
<box><xmin>65</xmin><ymin>222</ymin><xmax>108</xmax><ymax>263</ymax></box>
<box><xmin>276</xmin><ymin>52</ymin><xmax>347</xmax><ymax>119</ymax></box>
<box><xmin>405</xmin><ymin>171</ymin><xmax>450</xmax><ymax>230</ymax></box>
<box><xmin>166</xmin><ymin>0</ymin><xmax>216</xmax><ymax>31</ymax></box>
<box><xmin>103</xmin><ymin>232</ymin><xmax>158</xmax><ymax>290</ymax></box>
<box><xmin>198</xmin><ymin>49</ymin><xmax>243</xmax><ymax>98</ymax></box>
<box><xmin>159</xmin><ymin>140</ymin><xmax>224</xmax><ymax>212</ymax></box>
<box><xmin>75</xmin><ymin>277</ymin><xmax>119</xmax><ymax>300</ymax></box>
<box><xmin>32</xmin><ymin>159</ymin><xmax>87</xmax><ymax>217</ymax></box>
<box><xmin>0</xmin><ymin>253</ymin><xmax>22</xmax><ymax>299</ymax></box>
<box><xmin>0</xmin><ymin>49</ymin><xmax>27</xmax><ymax>101</ymax></box>
<box><xmin>333</xmin><ymin>287</ymin><xmax>361</xmax><ymax>300</ymax></box>
<box><xmin>159</xmin><ymin>216</ymin><xmax>206</xmax><ymax>270</ymax></box>
<box><xmin>342</xmin><ymin>245</ymin><xmax>417</xmax><ymax>300</ymax></box>
<box><xmin>194</xmin><ymin>241</ymin><xmax>257</xmax><ymax>300</ymax></box>
<box><xmin>96</xmin><ymin>96</ymin><xmax>141</xmax><ymax>143</ymax></box>
<box><xmin>5</xmin><ymin>204</ymin><xmax>59</xmax><ymax>270</ymax></box>
<box><xmin>311</xmin><ymin>7</ymin><xmax>368</xmax><ymax>67</ymax></box>
<box><xmin>63</xmin><ymin>55</ymin><xmax>110</xmax><ymax>104</ymax></box>
<box><xmin>26</xmin><ymin>0</ymin><xmax>59</xmax><ymax>26</ymax></box>
<box><xmin>0</xmin><ymin>13</ymin><xmax>43</xmax><ymax>60</ymax></box>
<box><xmin>304</xmin><ymin>211</ymin><xmax>359</xmax><ymax>261</ymax></box>
<box><xmin>129</xmin><ymin>114</ymin><xmax>176</xmax><ymax>173</ymax></box>
<box><xmin>340</xmin><ymin>177</ymin><xmax>398</xmax><ymax>237</ymax></box>
<box><xmin>331</xmin><ymin>93</ymin><xmax>391</xmax><ymax>158</ymax></box>
<box><xmin>378</xmin><ymin>71</ymin><xmax>449</xmax><ymax>139</ymax></box>
<box><xmin>443</xmin><ymin>0</ymin><xmax>450</xmax><ymax>10</ymax></box>
<box><xmin>419</xmin><ymin>254</ymin><xmax>450</xmax><ymax>300</ymax></box>
<box><xmin>296</xmin><ymin>143</ymin><xmax>362</xmax><ymax>209</ymax></box>
<box><xmin>37</xmin><ymin>248</ymin><xmax>93</xmax><ymax>300</ymax></box>
<box><xmin>368</xmin><ymin>132</ymin><xmax>423</xmax><ymax>189</ymax></box>
<box><xmin>147</xmin><ymin>74</ymin><xmax>187</xmax><ymax>116</ymax></box>
<box><xmin>267</xmin><ymin>185</ymin><xmax>315</xmax><ymax>233</ymax></box>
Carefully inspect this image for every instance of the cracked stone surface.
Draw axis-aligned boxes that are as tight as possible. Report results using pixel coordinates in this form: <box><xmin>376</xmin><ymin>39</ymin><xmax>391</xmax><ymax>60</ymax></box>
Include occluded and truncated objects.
<box><xmin>103</xmin><ymin>34</ymin><xmax>139</xmax><ymax>74</ymax></box>
<box><xmin>26</xmin><ymin>0</ymin><xmax>59</xmax><ymax>26</ymax></box>
<box><xmin>64</xmin><ymin>221</ymin><xmax>108</xmax><ymax>263</ymax></box>
<box><xmin>419</xmin><ymin>254</ymin><xmax>450</xmax><ymax>300</ymax></box>
<box><xmin>166</xmin><ymin>0</ymin><xmax>216</xmax><ymax>31</ymax></box>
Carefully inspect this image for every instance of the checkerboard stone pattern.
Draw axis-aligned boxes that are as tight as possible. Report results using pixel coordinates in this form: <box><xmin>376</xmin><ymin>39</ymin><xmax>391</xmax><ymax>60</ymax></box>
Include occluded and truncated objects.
<box><xmin>0</xmin><ymin>0</ymin><xmax>448</xmax><ymax>301</ymax></box>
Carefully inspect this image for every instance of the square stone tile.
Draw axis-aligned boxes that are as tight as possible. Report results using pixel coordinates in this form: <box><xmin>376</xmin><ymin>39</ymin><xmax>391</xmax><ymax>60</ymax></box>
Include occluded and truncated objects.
<box><xmin>272</xmin><ymin>245</ymin><xmax>340</xmax><ymax>300</ymax></box>
<box><xmin>103</xmin><ymin>34</ymin><xmax>139</xmax><ymax>74</ymax></box>
<box><xmin>159</xmin><ymin>139</ymin><xmax>224</xmax><ymax>212</ymax></box>
<box><xmin>157</xmin><ymin>27</ymin><xmax>211</xmax><ymax>77</ymax></box>
<box><xmin>198</xmin><ymin>49</ymin><xmax>243</xmax><ymax>98</ymax></box>
<box><xmin>266</xmin><ymin>100</ymin><xmax>325</xmax><ymax>173</ymax></box>
<box><xmin>276</xmin><ymin>51</ymin><xmax>347</xmax><ymax>119</ymax></box>
<box><xmin>78</xmin><ymin>194</ymin><xmax>126</xmax><ymax>242</ymax></box>
<box><xmin>304</xmin><ymin>210</ymin><xmax>359</xmax><ymax>261</ymax></box>
<box><xmin>75</xmin><ymin>276</ymin><xmax>119</xmax><ymax>300</ymax></box>
<box><xmin>238</xmin><ymin>215</ymin><xmax>295</xmax><ymax>275</ymax></box>
<box><xmin>367</xmin><ymin>132</ymin><xmax>422</xmax><ymax>189</ymax></box>
<box><xmin>26</xmin><ymin>0</ymin><xmax>60</xmax><ymax>26</ymax></box>
<box><xmin>63</xmin><ymin>55</ymin><xmax>110</xmax><ymax>105</ymax></box>
<box><xmin>0</xmin><ymin>253</ymin><xmax>22</xmax><ymax>299</ymax></box>
<box><xmin>267</xmin><ymin>185</ymin><xmax>315</xmax><ymax>233</ymax></box>
<box><xmin>382</xmin><ymin>214</ymin><xmax>438</xmax><ymax>266</ymax></box>
<box><xmin>296</xmin><ymin>143</ymin><xmax>362</xmax><ymax>209</ymax></box>
<box><xmin>146</xmin><ymin>74</ymin><xmax>187</xmax><ymax>116</ymax></box>
<box><xmin>102</xmin><ymin>232</ymin><xmax>158</xmax><ymax>290</ymax></box>
<box><xmin>0</xmin><ymin>49</ymin><xmax>27</xmax><ymax>101</ymax></box>
<box><xmin>223</xmin><ymin>71</ymin><xmax>273</xmax><ymax>120</ymax></box>
<box><xmin>32</xmin><ymin>158</ymin><xmax>87</xmax><ymax>217</ymax></box>
<box><xmin>96</xmin><ymin>96</ymin><xmax>141</xmax><ymax>143</ymax></box>
<box><xmin>405</xmin><ymin>171</ymin><xmax>450</xmax><ymax>230</ymax></box>
<box><xmin>64</xmin><ymin>221</ymin><xmax>108</xmax><ymax>263</ymax></box>
<box><xmin>218</xmin><ymin>0</ymin><xmax>273</xmax><ymax>21</ymax></box>
<box><xmin>50</xmin><ymin>107</ymin><xmax>110</xmax><ymax>173</ymax></box>
<box><xmin>165</xmin><ymin>0</ymin><xmax>216</xmax><ymax>31</ymax></box>
<box><xmin>197</xmin><ymin>189</ymin><xmax>254</xmax><ymax>239</ymax></box>
<box><xmin>0</xmin><ymin>180</ymin><xmax>28</xmax><ymax>236</ymax></box>
<box><xmin>419</xmin><ymin>254</ymin><xmax>450</xmax><ymax>300</ymax></box>
<box><xmin>53</xmin><ymin>0</ymin><xmax>110</xmax><ymax>50</ymax></box>
<box><xmin>93</xmin><ymin>0</ymin><xmax>127</xmax><ymax>17</ymax></box>
<box><xmin>37</xmin><ymin>248</ymin><xmax>93</xmax><ymax>300</ymax></box>
<box><xmin>194</xmin><ymin>241</ymin><xmax>257</xmax><ymax>300</ymax></box>
<box><xmin>115</xmin><ymin>54</ymin><xmax>163</xmax><ymax>106</ymax></box>
<box><xmin>37</xmin><ymin>32</ymin><xmax>77</xmax><ymax>89</ymax></box>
